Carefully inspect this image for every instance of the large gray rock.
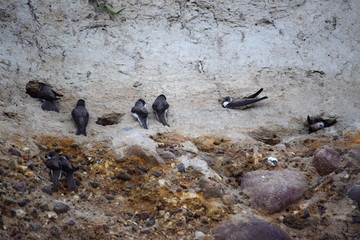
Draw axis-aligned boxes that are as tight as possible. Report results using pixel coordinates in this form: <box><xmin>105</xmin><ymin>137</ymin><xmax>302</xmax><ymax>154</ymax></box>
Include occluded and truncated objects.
<box><xmin>213</xmin><ymin>214</ymin><xmax>291</xmax><ymax>240</ymax></box>
<box><xmin>126</xmin><ymin>144</ymin><xmax>164</xmax><ymax>166</ymax></box>
<box><xmin>348</xmin><ymin>185</ymin><xmax>360</xmax><ymax>205</ymax></box>
<box><xmin>241</xmin><ymin>169</ymin><xmax>307</xmax><ymax>214</ymax></box>
<box><xmin>312</xmin><ymin>147</ymin><xmax>341</xmax><ymax>176</ymax></box>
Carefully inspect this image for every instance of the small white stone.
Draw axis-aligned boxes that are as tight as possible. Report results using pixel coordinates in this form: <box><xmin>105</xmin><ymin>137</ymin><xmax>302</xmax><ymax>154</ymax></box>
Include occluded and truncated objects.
<box><xmin>15</xmin><ymin>209</ymin><xmax>26</xmax><ymax>218</ymax></box>
<box><xmin>47</xmin><ymin>211</ymin><xmax>58</xmax><ymax>219</ymax></box>
<box><xmin>194</xmin><ymin>231</ymin><xmax>206</xmax><ymax>240</ymax></box>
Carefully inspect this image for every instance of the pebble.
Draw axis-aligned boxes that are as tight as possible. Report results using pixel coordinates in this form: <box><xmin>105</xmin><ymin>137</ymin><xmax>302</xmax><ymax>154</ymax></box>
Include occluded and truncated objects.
<box><xmin>30</xmin><ymin>224</ymin><xmax>42</xmax><ymax>231</ymax></box>
<box><xmin>8</xmin><ymin>147</ymin><xmax>22</xmax><ymax>157</ymax></box>
<box><xmin>352</xmin><ymin>216</ymin><xmax>360</xmax><ymax>223</ymax></box>
<box><xmin>12</xmin><ymin>182</ymin><xmax>27</xmax><ymax>192</ymax></box>
<box><xmin>177</xmin><ymin>163</ymin><xmax>186</xmax><ymax>173</ymax></box>
<box><xmin>348</xmin><ymin>185</ymin><xmax>360</xmax><ymax>205</ymax></box>
<box><xmin>98</xmin><ymin>151</ymin><xmax>105</xmax><ymax>155</ymax></box>
<box><xmin>312</xmin><ymin>147</ymin><xmax>341</xmax><ymax>176</ymax></box>
<box><xmin>49</xmin><ymin>226</ymin><xmax>61</xmax><ymax>238</ymax></box>
<box><xmin>151</xmin><ymin>170</ymin><xmax>163</xmax><ymax>177</ymax></box>
<box><xmin>27</xmin><ymin>163</ymin><xmax>36</xmax><ymax>170</ymax></box>
<box><xmin>41</xmin><ymin>187</ymin><xmax>53</xmax><ymax>196</ymax></box>
<box><xmin>9</xmin><ymin>159</ymin><xmax>18</xmax><ymax>171</ymax></box>
<box><xmin>105</xmin><ymin>195</ymin><xmax>115</xmax><ymax>201</ymax></box>
<box><xmin>68</xmin><ymin>220</ymin><xmax>76</xmax><ymax>225</ymax></box>
<box><xmin>161</xmin><ymin>151</ymin><xmax>176</xmax><ymax>159</ymax></box>
<box><xmin>0</xmin><ymin>168</ymin><xmax>5</xmax><ymax>175</ymax></box>
<box><xmin>141</xmin><ymin>228</ymin><xmax>151</xmax><ymax>234</ymax></box>
<box><xmin>53</xmin><ymin>201</ymin><xmax>70</xmax><ymax>214</ymax></box>
<box><xmin>18</xmin><ymin>199</ymin><xmax>29</xmax><ymax>207</ymax></box>
<box><xmin>116</xmin><ymin>171</ymin><xmax>132</xmax><ymax>181</ymax></box>
<box><xmin>47</xmin><ymin>211</ymin><xmax>58</xmax><ymax>219</ymax></box>
<box><xmin>15</xmin><ymin>209</ymin><xmax>26</xmax><ymax>218</ymax></box>
<box><xmin>91</xmin><ymin>182</ymin><xmax>100</xmax><ymax>188</ymax></box>
<box><xmin>194</xmin><ymin>231</ymin><xmax>206</xmax><ymax>240</ymax></box>
<box><xmin>30</xmin><ymin>208</ymin><xmax>38</xmax><ymax>217</ymax></box>
<box><xmin>5</xmin><ymin>199</ymin><xmax>17</xmax><ymax>205</ymax></box>
<box><xmin>139</xmin><ymin>212</ymin><xmax>150</xmax><ymax>220</ymax></box>
<box><xmin>146</xmin><ymin>218</ymin><xmax>156</xmax><ymax>227</ymax></box>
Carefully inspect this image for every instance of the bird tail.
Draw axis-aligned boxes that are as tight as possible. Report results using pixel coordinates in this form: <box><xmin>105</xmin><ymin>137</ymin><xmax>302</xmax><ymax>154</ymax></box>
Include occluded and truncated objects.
<box><xmin>159</xmin><ymin>113</ymin><xmax>170</xmax><ymax>127</ymax></box>
<box><xmin>245</xmin><ymin>88</ymin><xmax>263</xmax><ymax>99</ymax></box>
<box><xmin>51</xmin><ymin>170</ymin><xmax>61</xmax><ymax>190</ymax></box>
<box><xmin>66</xmin><ymin>172</ymin><xmax>78</xmax><ymax>192</ymax></box>
<box><xmin>76</xmin><ymin>127</ymin><xmax>87</xmax><ymax>136</ymax></box>
<box><xmin>41</xmin><ymin>101</ymin><xmax>59</xmax><ymax>112</ymax></box>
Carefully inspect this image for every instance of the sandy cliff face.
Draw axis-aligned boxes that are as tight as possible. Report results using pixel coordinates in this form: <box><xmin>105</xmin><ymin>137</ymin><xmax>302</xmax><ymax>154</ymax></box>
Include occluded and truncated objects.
<box><xmin>0</xmin><ymin>0</ymin><xmax>359</xmax><ymax>239</ymax></box>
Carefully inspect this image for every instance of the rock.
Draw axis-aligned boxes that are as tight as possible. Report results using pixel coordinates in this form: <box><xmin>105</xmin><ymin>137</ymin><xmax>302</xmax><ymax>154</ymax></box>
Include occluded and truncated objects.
<box><xmin>68</xmin><ymin>220</ymin><xmax>76</xmax><ymax>225</ymax></box>
<box><xmin>98</xmin><ymin>151</ymin><xmax>105</xmax><ymax>155</ymax></box>
<box><xmin>283</xmin><ymin>214</ymin><xmax>310</xmax><ymax>229</ymax></box>
<box><xmin>312</xmin><ymin>147</ymin><xmax>341</xmax><ymax>175</ymax></box>
<box><xmin>139</xmin><ymin>212</ymin><xmax>150</xmax><ymax>220</ymax></box>
<box><xmin>146</xmin><ymin>218</ymin><xmax>156</xmax><ymax>227</ymax></box>
<box><xmin>0</xmin><ymin>168</ymin><xmax>5</xmax><ymax>175</ymax></box>
<box><xmin>18</xmin><ymin>199</ymin><xmax>29</xmax><ymax>207</ymax></box>
<box><xmin>96</xmin><ymin>113</ymin><xmax>125</xmax><ymax>126</ymax></box>
<box><xmin>180</xmin><ymin>141</ymin><xmax>199</xmax><ymax>154</ymax></box>
<box><xmin>160</xmin><ymin>151</ymin><xmax>176</xmax><ymax>159</ymax></box>
<box><xmin>198</xmin><ymin>178</ymin><xmax>224</xmax><ymax>199</ymax></box>
<box><xmin>177</xmin><ymin>163</ymin><xmax>186</xmax><ymax>173</ymax></box>
<box><xmin>12</xmin><ymin>182</ymin><xmax>27</xmax><ymax>192</ymax></box>
<box><xmin>194</xmin><ymin>231</ymin><xmax>206</xmax><ymax>240</ymax></box>
<box><xmin>105</xmin><ymin>195</ymin><xmax>115</xmax><ymax>201</ymax></box>
<box><xmin>116</xmin><ymin>171</ymin><xmax>132</xmax><ymax>181</ymax></box>
<box><xmin>15</xmin><ymin>209</ymin><xmax>26</xmax><ymax>218</ymax></box>
<box><xmin>213</xmin><ymin>214</ymin><xmax>291</xmax><ymax>240</ymax></box>
<box><xmin>53</xmin><ymin>201</ymin><xmax>70</xmax><ymax>214</ymax></box>
<box><xmin>49</xmin><ymin>226</ymin><xmax>61</xmax><ymax>238</ymax></box>
<box><xmin>91</xmin><ymin>182</ymin><xmax>100</xmax><ymax>188</ymax></box>
<box><xmin>241</xmin><ymin>169</ymin><xmax>307</xmax><ymax>213</ymax></box>
<box><xmin>4</xmin><ymin>199</ymin><xmax>17</xmax><ymax>205</ymax></box>
<box><xmin>9</xmin><ymin>159</ymin><xmax>18</xmax><ymax>171</ymax></box>
<box><xmin>47</xmin><ymin>211</ymin><xmax>58</xmax><ymax>219</ymax></box>
<box><xmin>222</xmin><ymin>195</ymin><xmax>239</xmax><ymax>205</ymax></box>
<box><xmin>151</xmin><ymin>170</ymin><xmax>163</xmax><ymax>177</ymax></box>
<box><xmin>348</xmin><ymin>185</ymin><xmax>360</xmax><ymax>205</ymax></box>
<box><xmin>126</xmin><ymin>144</ymin><xmax>164</xmax><ymax>166</ymax></box>
<box><xmin>8</xmin><ymin>147</ymin><xmax>21</xmax><ymax>157</ymax></box>
<box><xmin>178</xmin><ymin>156</ymin><xmax>222</xmax><ymax>180</ymax></box>
<box><xmin>352</xmin><ymin>215</ymin><xmax>360</xmax><ymax>223</ymax></box>
<box><xmin>41</xmin><ymin>186</ymin><xmax>53</xmax><ymax>196</ymax></box>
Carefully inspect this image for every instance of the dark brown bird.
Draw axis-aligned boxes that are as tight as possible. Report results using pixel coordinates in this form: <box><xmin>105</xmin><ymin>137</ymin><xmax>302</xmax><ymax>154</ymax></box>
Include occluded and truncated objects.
<box><xmin>221</xmin><ymin>88</ymin><xmax>268</xmax><ymax>109</ymax></box>
<box><xmin>59</xmin><ymin>155</ymin><xmax>78</xmax><ymax>192</ymax></box>
<box><xmin>131</xmin><ymin>99</ymin><xmax>149</xmax><ymax>129</ymax></box>
<box><xmin>45</xmin><ymin>151</ymin><xmax>62</xmax><ymax>190</ymax></box>
<box><xmin>307</xmin><ymin>115</ymin><xmax>337</xmax><ymax>133</ymax></box>
<box><xmin>71</xmin><ymin>99</ymin><xmax>89</xmax><ymax>136</ymax></box>
<box><xmin>152</xmin><ymin>94</ymin><xmax>170</xmax><ymax>127</ymax></box>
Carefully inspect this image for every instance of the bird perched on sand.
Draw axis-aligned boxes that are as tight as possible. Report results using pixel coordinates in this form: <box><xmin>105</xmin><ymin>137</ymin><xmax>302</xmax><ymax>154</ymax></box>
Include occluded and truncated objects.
<box><xmin>221</xmin><ymin>88</ymin><xmax>268</xmax><ymax>109</ymax></box>
<box><xmin>307</xmin><ymin>115</ymin><xmax>337</xmax><ymax>133</ymax></box>
<box><xmin>45</xmin><ymin>151</ymin><xmax>62</xmax><ymax>190</ymax></box>
<box><xmin>131</xmin><ymin>99</ymin><xmax>149</xmax><ymax>129</ymax></box>
<box><xmin>71</xmin><ymin>99</ymin><xmax>89</xmax><ymax>136</ymax></box>
<box><xmin>152</xmin><ymin>94</ymin><xmax>170</xmax><ymax>127</ymax></box>
<box><xmin>59</xmin><ymin>155</ymin><xmax>78</xmax><ymax>192</ymax></box>
<box><xmin>25</xmin><ymin>82</ymin><xmax>63</xmax><ymax>112</ymax></box>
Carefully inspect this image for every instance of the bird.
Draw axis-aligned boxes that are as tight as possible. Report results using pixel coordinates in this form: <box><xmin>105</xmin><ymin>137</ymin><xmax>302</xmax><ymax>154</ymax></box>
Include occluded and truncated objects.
<box><xmin>152</xmin><ymin>94</ymin><xmax>170</xmax><ymax>127</ymax></box>
<box><xmin>71</xmin><ymin>99</ymin><xmax>89</xmax><ymax>136</ymax></box>
<box><xmin>221</xmin><ymin>88</ymin><xmax>268</xmax><ymax>109</ymax></box>
<box><xmin>59</xmin><ymin>155</ymin><xmax>78</xmax><ymax>192</ymax></box>
<box><xmin>307</xmin><ymin>115</ymin><xmax>337</xmax><ymax>133</ymax></box>
<box><xmin>131</xmin><ymin>99</ymin><xmax>149</xmax><ymax>129</ymax></box>
<box><xmin>37</xmin><ymin>83</ymin><xmax>63</xmax><ymax>112</ymax></box>
<box><xmin>44</xmin><ymin>151</ymin><xmax>62</xmax><ymax>190</ymax></box>
<box><xmin>37</xmin><ymin>83</ymin><xmax>63</xmax><ymax>101</ymax></box>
